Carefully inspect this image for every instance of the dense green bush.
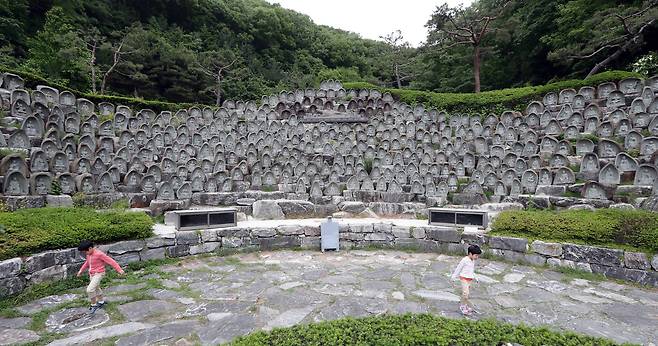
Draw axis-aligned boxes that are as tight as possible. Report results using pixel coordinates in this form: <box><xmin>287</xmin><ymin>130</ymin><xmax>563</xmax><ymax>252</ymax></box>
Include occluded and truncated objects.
<box><xmin>230</xmin><ymin>314</ymin><xmax>621</xmax><ymax>346</ymax></box>
<box><xmin>0</xmin><ymin>208</ymin><xmax>153</xmax><ymax>260</ymax></box>
<box><xmin>344</xmin><ymin>70</ymin><xmax>642</xmax><ymax>114</ymax></box>
<box><xmin>491</xmin><ymin>209</ymin><xmax>658</xmax><ymax>253</ymax></box>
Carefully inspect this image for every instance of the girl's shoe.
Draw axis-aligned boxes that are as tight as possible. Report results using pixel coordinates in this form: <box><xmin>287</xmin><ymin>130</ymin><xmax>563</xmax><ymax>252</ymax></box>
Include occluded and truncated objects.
<box><xmin>459</xmin><ymin>305</ymin><xmax>472</xmax><ymax>316</ymax></box>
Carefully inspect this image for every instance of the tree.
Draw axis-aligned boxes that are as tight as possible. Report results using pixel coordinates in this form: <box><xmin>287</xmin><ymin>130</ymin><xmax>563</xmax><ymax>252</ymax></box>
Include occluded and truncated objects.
<box><xmin>426</xmin><ymin>1</ymin><xmax>509</xmax><ymax>93</ymax></box>
<box><xmin>196</xmin><ymin>49</ymin><xmax>239</xmax><ymax>106</ymax></box>
<box><xmin>0</xmin><ymin>0</ymin><xmax>28</xmax><ymax>67</ymax></box>
<box><xmin>549</xmin><ymin>0</ymin><xmax>657</xmax><ymax>78</ymax></box>
<box><xmin>24</xmin><ymin>6</ymin><xmax>90</xmax><ymax>88</ymax></box>
<box><xmin>83</xmin><ymin>26</ymin><xmax>139</xmax><ymax>95</ymax></box>
<box><xmin>380</xmin><ymin>30</ymin><xmax>415</xmax><ymax>88</ymax></box>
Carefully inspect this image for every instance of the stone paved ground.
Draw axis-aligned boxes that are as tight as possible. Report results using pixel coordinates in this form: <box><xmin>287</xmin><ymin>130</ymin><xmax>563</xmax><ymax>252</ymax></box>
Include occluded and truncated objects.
<box><xmin>2</xmin><ymin>250</ymin><xmax>658</xmax><ymax>345</ymax></box>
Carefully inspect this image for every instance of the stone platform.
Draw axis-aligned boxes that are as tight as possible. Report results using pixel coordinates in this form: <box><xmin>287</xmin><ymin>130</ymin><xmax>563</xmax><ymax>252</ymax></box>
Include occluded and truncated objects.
<box><xmin>1</xmin><ymin>250</ymin><xmax>657</xmax><ymax>345</ymax></box>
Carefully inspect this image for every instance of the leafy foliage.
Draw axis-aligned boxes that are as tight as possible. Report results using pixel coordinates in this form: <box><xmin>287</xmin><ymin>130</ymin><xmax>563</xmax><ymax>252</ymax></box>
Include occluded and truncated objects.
<box><xmin>0</xmin><ymin>208</ymin><xmax>153</xmax><ymax>260</ymax></box>
<box><xmin>0</xmin><ymin>0</ymin><xmax>393</xmax><ymax>103</ymax></box>
<box><xmin>543</xmin><ymin>0</ymin><xmax>657</xmax><ymax>77</ymax></box>
<box><xmin>346</xmin><ymin>70</ymin><xmax>641</xmax><ymax>114</ymax></box>
<box><xmin>23</xmin><ymin>7</ymin><xmax>89</xmax><ymax>87</ymax></box>
<box><xmin>1</xmin><ymin>0</ymin><xmax>653</xmax><ymax>104</ymax></box>
<box><xmin>491</xmin><ymin>209</ymin><xmax>658</xmax><ymax>253</ymax></box>
<box><xmin>230</xmin><ymin>314</ymin><xmax>621</xmax><ymax>346</ymax></box>
<box><xmin>49</xmin><ymin>180</ymin><xmax>62</xmax><ymax>195</ymax></box>
<box><xmin>632</xmin><ymin>52</ymin><xmax>658</xmax><ymax>76</ymax></box>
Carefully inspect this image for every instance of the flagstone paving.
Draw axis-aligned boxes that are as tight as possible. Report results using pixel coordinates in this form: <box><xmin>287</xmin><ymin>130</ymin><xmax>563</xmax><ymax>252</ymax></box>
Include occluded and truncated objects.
<box><xmin>1</xmin><ymin>250</ymin><xmax>657</xmax><ymax>345</ymax></box>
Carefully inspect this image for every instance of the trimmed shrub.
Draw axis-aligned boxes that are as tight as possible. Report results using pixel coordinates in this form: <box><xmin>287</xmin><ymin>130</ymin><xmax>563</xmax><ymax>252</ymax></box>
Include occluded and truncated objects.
<box><xmin>230</xmin><ymin>314</ymin><xmax>620</xmax><ymax>346</ymax></box>
<box><xmin>0</xmin><ymin>208</ymin><xmax>153</xmax><ymax>260</ymax></box>
<box><xmin>344</xmin><ymin>70</ymin><xmax>642</xmax><ymax>114</ymax></box>
<box><xmin>491</xmin><ymin>209</ymin><xmax>658</xmax><ymax>253</ymax></box>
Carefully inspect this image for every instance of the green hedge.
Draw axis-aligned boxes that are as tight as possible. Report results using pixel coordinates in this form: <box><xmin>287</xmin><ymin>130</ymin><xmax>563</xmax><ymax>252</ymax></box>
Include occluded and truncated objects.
<box><xmin>230</xmin><ymin>314</ymin><xmax>624</xmax><ymax>346</ymax></box>
<box><xmin>491</xmin><ymin>209</ymin><xmax>658</xmax><ymax>253</ymax></box>
<box><xmin>3</xmin><ymin>66</ymin><xmax>642</xmax><ymax>115</ymax></box>
<box><xmin>0</xmin><ymin>208</ymin><xmax>153</xmax><ymax>260</ymax></box>
<box><xmin>0</xmin><ymin>67</ymin><xmax>202</xmax><ymax>113</ymax></box>
<box><xmin>344</xmin><ymin>70</ymin><xmax>643</xmax><ymax>114</ymax></box>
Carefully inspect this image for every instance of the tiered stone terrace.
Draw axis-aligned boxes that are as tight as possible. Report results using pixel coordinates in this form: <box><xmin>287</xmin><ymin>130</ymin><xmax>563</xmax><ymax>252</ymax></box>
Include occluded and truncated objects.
<box><xmin>1</xmin><ymin>74</ymin><xmax>658</xmax><ymax>213</ymax></box>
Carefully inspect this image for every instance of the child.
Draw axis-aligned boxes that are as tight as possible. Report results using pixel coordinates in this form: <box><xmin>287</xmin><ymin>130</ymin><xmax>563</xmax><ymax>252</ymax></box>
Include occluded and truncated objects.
<box><xmin>76</xmin><ymin>240</ymin><xmax>125</xmax><ymax>313</ymax></box>
<box><xmin>451</xmin><ymin>244</ymin><xmax>482</xmax><ymax>315</ymax></box>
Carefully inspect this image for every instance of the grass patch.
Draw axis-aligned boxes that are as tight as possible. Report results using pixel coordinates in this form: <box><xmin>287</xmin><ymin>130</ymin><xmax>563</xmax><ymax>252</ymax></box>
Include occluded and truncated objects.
<box><xmin>363</xmin><ymin>158</ymin><xmax>373</xmax><ymax>174</ymax></box>
<box><xmin>229</xmin><ymin>313</ymin><xmax>625</xmax><ymax>346</ymax></box>
<box><xmin>0</xmin><ymin>148</ymin><xmax>27</xmax><ymax>160</ymax></box>
<box><xmin>29</xmin><ymin>298</ymin><xmax>87</xmax><ymax>332</ymax></box>
<box><xmin>0</xmin><ymin>276</ymin><xmax>88</xmax><ymax>312</ymax></box>
<box><xmin>261</xmin><ymin>185</ymin><xmax>277</xmax><ymax>192</ymax></box>
<box><xmin>562</xmin><ymin>190</ymin><xmax>580</xmax><ymax>198</ymax></box>
<box><xmin>151</xmin><ymin>214</ymin><xmax>165</xmax><ymax>224</ymax></box>
<box><xmin>0</xmin><ymin>207</ymin><xmax>153</xmax><ymax>260</ymax></box>
<box><xmin>579</xmin><ymin>133</ymin><xmax>600</xmax><ymax>144</ymax></box>
<box><xmin>0</xmin><ymin>257</ymin><xmax>178</xmax><ymax>314</ymax></box>
<box><xmin>490</xmin><ymin>209</ymin><xmax>658</xmax><ymax>254</ymax></box>
<box><xmin>109</xmin><ymin>199</ymin><xmax>130</xmax><ymax>209</ymax></box>
<box><xmin>550</xmin><ymin>266</ymin><xmax>608</xmax><ymax>283</ymax></box>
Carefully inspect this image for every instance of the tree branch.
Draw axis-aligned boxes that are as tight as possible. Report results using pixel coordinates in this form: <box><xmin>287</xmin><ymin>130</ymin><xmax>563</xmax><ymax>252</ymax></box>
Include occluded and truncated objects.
<box><xmin>569</xmin><ymin>44</ymin><xmax>621</xmax><ymax>59</ymax></box>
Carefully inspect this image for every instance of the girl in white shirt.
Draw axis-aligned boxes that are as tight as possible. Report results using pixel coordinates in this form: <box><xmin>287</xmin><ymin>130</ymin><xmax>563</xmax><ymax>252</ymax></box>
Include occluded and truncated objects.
<box><xmin>451</xmin><ymin>244</ymin><xmax>482</xmax><ymax>315</ymax></box>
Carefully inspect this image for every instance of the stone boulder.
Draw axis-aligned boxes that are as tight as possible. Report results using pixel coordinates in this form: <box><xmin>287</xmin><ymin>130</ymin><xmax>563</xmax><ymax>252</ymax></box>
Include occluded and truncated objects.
<box><xmin>488</xmin><ymin>236</ymin><xmax>528</xmax><ymax>252</ymax></box>
<box><xmin>562</xmin><ymin>244</ymin><xmax>623</xmax><ymax>267</ymax></box>
<box><xmin>0</xmin><ymin>258</ymin><xmax>22</xmax><ymax>279</ymax></box>
<box><xmin>624</xmin><ymin>252</ymin><xmax>651</xmax><ymax>270</ymax></box>
<box><xmin>45</xmin><ymin>195</ymin><xmax>73</xmax><ymax>207</ymax></box>
<box><xmin>149</xmin><ymin>199</ymin><xmax>190</xmax><ymax>216</ymax></box>
<box><xmin>610</xmin><ymin>203</ymin><xmax>635</xmax><ymax>210</ymax></box>
<box><xmin>338</xmin><ymin>201</ymin><xmax>366</xmax><ymax>214</ymax></box>
<box><xmin>252</xmin><ymin>200</ymin><xmax>284</xmax><ymax>220</ymax></box>
<box><xmin>277</xmin><ymin>200</ymin><xmax>315</xmax><ymax>218</ymax></box>
<box><xmin>530</xmin><ymin>240</ymin><xmax>562</xmax><ymax>257</ymax></box>
<box><xmin>0</xmin><ymin>277</ymin><xmax>26</xmax><ymax>297</ymax></box>
<box><xmin>639</xmin><ymin>196</ymin><xmax>658</xmax><ymax>212</ymax></box>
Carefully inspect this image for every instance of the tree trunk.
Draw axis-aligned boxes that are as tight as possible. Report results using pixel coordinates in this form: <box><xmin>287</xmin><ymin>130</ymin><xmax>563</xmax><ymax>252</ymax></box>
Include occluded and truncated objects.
<box><xmin>473</xmin><ymin>45</ymin><xmax>481</xmax><ymax>93</ymax></box>
<box><xmin>394</xmin><ymin>63</ymin><xmax>402</xmax><ymax>89</ymax></box>
<box><xmin>100</xmin><ymin>76</ymin><xmax>108</xmax><ymax>95</ymax></box>
<box><xmin>586</xmin><ymin>43</ymin><xmax>627</xmax><ymax>78</ymax></box>
<box><xmin>90</xmin><ymin>43</ymin><xmax>97</xmax><ymax>94</ymax></box>
<box><xmin>216</xmin><ymin>73</ymin><xmax>222</xmax><ymax>106</ymax></box>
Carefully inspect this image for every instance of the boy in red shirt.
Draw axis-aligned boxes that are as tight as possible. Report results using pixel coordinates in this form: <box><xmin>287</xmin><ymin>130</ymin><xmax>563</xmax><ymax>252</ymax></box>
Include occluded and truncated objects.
<box><xmin>76</xmin><ymin>240</ymin><xmax>125</xmax><ymax>313</ymax></box>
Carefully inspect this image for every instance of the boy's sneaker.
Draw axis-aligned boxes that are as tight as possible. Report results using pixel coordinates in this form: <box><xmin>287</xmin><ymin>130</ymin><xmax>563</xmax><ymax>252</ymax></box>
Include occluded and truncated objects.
<box><xmin>89</xmin><ymin>303</ymin><xmax>101</xmax><ymax>315</ymax></box>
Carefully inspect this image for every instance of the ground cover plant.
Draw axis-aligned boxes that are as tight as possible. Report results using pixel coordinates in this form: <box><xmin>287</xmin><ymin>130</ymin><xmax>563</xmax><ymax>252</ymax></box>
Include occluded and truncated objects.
<box><xmin>229</xmin><ymin>314</ymin><xmax>628</xmax><ymax>346</ymax></box>
<box><xmin>0</xmin><ymin>207</ymin><xmax>153</xmax><ymax>260</ymax></box>
<box><xmin>490</xmin><ymin>209</ymin><xmax>658</xmax><ymax>253</ymax></box>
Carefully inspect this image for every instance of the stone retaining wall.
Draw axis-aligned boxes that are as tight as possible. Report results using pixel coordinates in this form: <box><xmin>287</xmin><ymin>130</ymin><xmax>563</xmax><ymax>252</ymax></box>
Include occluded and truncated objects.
<box><xmin>2</xmin><ymin>221</ymin><xmax>657</xmax><ymax>298</ymax></box>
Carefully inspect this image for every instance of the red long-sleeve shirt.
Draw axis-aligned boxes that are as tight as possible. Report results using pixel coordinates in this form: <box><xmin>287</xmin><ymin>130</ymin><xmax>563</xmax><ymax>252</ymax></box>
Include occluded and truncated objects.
<box><xmin>78</xmin><ymin>249</ymin><xmax>124</xmax><ymax>275</ymax></box>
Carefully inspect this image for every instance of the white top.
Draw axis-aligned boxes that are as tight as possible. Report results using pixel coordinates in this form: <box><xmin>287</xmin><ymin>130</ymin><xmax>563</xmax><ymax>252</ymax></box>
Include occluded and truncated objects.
<box><xmin>451</xmin><ymin>256</ymin><xmax>475</xmax><ymax>279</ymax></box>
